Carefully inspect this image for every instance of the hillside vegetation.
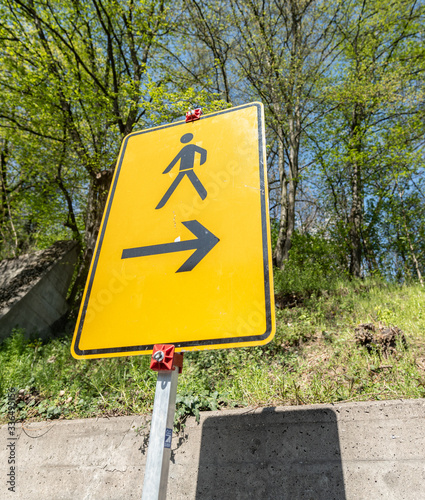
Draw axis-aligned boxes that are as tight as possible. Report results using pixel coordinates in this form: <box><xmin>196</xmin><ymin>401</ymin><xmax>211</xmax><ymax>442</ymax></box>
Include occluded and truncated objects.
<box><xmin>1</xmin><ymin>1</ymin><xmax>425</xmax><ymax>427</ymax></box>
<box><xmin>1</xmin><ymin>273</ymin><xmax>424</xmax><ymax>426</ymax></box>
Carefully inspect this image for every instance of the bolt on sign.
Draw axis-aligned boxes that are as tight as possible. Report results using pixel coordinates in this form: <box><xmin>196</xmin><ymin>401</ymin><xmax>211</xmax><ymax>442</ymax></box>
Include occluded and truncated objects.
<box><xmin>71</xmin><ymin>102</ymin><xmax>275</xmax><ymax>359</ymax></box>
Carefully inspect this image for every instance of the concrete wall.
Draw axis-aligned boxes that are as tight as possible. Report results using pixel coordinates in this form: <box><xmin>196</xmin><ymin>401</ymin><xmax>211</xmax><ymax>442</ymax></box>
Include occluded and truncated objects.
<box><xmin>1</xmin><ymin>398</ymin><xmax>424</xmax><ymax>499</ymax></box>
<box><xmin>0</xmin><ymin>241</ymin><xmax>78</xmax><ymax>340</ymax></box>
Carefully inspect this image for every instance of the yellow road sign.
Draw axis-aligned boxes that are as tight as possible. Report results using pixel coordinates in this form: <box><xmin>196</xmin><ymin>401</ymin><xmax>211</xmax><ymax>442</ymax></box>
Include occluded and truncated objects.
<box><xmin>71</xmin><ymin>103</ymin><xmax>275</xmax><ymax>359</ymax></box>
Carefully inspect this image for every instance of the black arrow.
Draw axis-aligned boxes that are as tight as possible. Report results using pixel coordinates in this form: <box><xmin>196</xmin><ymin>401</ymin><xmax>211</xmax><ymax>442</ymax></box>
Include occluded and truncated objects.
<box><xmin>121</xmin><ymin>220</ymin><xmax>220</xmax><ymax>273</ymax></box>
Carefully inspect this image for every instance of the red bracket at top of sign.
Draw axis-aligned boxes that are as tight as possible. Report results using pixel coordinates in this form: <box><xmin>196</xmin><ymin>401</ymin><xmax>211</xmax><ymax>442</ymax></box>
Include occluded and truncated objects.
<box><xmin>185</xmin><ymin>108</ymin><xmax>202</xmax><ymax>123</ymax></box>
<box><xmin>150</xmin><ymin>344</ymin><xmax>184</xmax><ymax>373</ymax></box>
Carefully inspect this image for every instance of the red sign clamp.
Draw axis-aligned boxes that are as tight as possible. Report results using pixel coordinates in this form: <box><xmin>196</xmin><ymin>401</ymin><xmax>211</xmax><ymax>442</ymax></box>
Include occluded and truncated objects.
<box><xmin>185</xmin><ymin>107</ymin><xmax>202</xmax><ymax>123</ymax></box>
<box><xmin>150</xmin><ymin>344</ymin><xmax>184</xmax><ymax>373</ymax></box>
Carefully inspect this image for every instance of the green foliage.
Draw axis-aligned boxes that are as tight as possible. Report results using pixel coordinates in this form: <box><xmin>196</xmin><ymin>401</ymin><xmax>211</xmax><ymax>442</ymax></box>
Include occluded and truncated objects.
<box><xmin>1</xmin><ymin>0</ymin><xmax>425</xmax><ymax>280</ymax></box>
<box><xmin>0</xmin><ymin>0</ymin><xmax>229</xmax><ymax>259</ymax></box>
<box><xmin>0</xmin><ymin>331</ymin><xmax>157</xmax><ymax>421</ymax></box>
<box><xmin>174</xmin><ymin>390</ymin><xmax>223</xmax><ymax>430</ymax></box>
<box><xmin>274</xmin><ymin>231</ymin><xmax>346</xmax><ymax>298</ymax></box>
<box><xmin>311</xmin><ymin>0</ymin><xmax>425</xmax><ymax>277</ymax></box>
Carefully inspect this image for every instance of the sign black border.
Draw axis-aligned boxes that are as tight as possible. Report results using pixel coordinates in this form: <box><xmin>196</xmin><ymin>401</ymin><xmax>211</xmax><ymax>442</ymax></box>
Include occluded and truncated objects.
<box><xmin>73</xmin><ymin>103</ymin><xmax>273</xmax><ymax>357</ymax></box>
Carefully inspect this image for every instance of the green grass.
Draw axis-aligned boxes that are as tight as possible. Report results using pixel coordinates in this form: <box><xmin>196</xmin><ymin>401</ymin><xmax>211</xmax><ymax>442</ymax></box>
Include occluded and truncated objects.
<box><xmin>1</xmin><ymin>278</ymin><xmax>425</xmax><ymax>425</ymax></box>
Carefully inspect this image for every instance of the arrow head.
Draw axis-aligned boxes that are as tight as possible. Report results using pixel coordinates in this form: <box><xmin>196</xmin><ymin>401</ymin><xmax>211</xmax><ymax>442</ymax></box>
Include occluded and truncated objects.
<box><xmin>177</xmin><ymin>220</ymin><xmax>220</xmax><ymax>272</ymax></box>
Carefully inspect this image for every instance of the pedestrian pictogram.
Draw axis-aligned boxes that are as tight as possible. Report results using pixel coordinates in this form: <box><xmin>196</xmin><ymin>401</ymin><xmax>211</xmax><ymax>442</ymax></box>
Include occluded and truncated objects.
<box><xmin>71</xmin><ymin>102</ymin><xmax>275</xmax><ymax>359</ymax></box>
<box><xmin>156</xmin><ymin>133</ymin><xmax>207</xmax><ymax>209</ymax></box>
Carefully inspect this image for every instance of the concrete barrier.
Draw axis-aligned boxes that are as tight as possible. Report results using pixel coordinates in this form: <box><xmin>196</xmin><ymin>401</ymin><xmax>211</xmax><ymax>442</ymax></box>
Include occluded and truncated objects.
<box><xmin>1</xmin><ymin>399</ymin><xmax>424</xmax><ymax>499</ymax></box>
<box><xmin>0</xmin><ymin>241</ymin><xmax>78</xmax><ymax>340</ymax></box>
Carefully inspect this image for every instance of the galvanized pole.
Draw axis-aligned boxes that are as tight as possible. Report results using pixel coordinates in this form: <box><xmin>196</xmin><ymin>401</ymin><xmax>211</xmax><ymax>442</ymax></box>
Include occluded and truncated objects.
<box><xmin>141</xmin><ymin>364</ymin><xmax>179</xmax><ymax>500</ymax></box>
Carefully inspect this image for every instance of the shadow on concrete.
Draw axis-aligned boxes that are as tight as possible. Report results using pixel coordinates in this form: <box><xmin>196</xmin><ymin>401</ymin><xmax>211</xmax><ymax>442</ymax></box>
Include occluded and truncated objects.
<box><xmin>195</xmin><ymin>406</ymin><xmax>346</xmax><ymax>500</ymax></box>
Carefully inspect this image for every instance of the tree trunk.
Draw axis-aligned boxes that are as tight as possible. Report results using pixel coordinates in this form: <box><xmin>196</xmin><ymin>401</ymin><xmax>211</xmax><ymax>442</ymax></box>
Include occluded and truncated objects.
<box><xmin>273</xmin><ymin>133</ymin><xmax>288</xmax><ymax>268</ymax></box>
<box><xmin>285</xmin><ymin>100</ymin><xmax>301</xmax><ymax>264</ymax></box>
<box><xmin>348</xmin><ymin>104</ymin><xmax>364</xmax><ymax>278</ymax></box>
<box><xmin>67</xmin><ymin>168</ymin><xmax>114</xmax><ymax>306</ymax></box>
<box><xmin>0</xmin><ymin>141</ymin><xmax>19</xmax><ymax>257</ymax></box>
<box><xmin>274</xmin><ymin>104</ymin><xmax>301</xmax><ymax>270</ymax></box>
<box><xmin>348</xmin><ymin>159</ymin><xmax>362</xmax><ymax>277</ymax></box>
<box><xmin>399</xmin><ymin>191</ymin><xmax>424</xmax><ymax>286</ymax></box>
<box><xmin>272</xmin><ymin>1</ymin><xmax>303</xmax><ymax>270</ymax></box>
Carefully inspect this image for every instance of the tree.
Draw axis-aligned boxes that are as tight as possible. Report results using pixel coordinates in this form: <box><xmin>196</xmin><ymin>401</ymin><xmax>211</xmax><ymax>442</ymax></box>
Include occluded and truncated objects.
<box><xmin>313</xmin><ymin>0</ymin><xmax>425</xmax><ymax>277</ymax></box>
<box><xmin>0</xmin><ymin>0</ymin><xmax>226</xmax><ymax>302</ymax></box>
<box><xmin>2</xmin><ymin>0</ymin><xmax>424</xmax><ymax>290</ymax></box>
<box><xmin>178</xmin><ymin>0</ymin><xmax>236</xmax><ymax>104</ymax></box>
<box><xmin>227</xmin><ymin>0</ymin><xmax>344</xmax><ymax>269</ymax></box>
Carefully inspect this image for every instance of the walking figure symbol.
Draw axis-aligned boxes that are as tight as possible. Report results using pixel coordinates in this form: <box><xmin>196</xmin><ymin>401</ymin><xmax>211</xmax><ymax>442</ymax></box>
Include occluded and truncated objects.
<box><xmin>156</xmin><ymin>133</ymin><xmax>207</xmax><ymax>209</ymax></box>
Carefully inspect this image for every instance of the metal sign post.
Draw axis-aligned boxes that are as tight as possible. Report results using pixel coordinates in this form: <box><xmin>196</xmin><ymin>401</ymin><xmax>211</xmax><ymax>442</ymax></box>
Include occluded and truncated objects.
<box><xmin>142</xmin><ymin>345</ymin><xmax>183</xmax><ymax>500</ymax></box>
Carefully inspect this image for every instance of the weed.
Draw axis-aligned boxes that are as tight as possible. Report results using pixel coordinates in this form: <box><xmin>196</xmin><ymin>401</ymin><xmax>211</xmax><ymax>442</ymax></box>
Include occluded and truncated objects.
<box><xmin>174</xmin><ymin>390</ymin><xmax>226</xmax><ymax>431</ymax></box>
